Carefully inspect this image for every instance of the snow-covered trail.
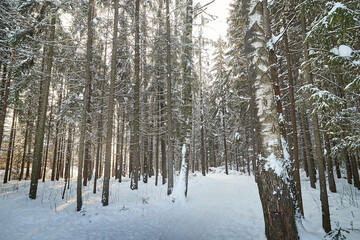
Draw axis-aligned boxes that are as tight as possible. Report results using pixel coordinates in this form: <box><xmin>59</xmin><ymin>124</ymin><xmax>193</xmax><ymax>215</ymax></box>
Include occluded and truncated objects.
<box><xmin>0</xmin><ymin>172</ymin><xmax>266</xmax><ymax>240</ymax></box>
<box><xmin>1</xmin><ymin>170</ymin><xmax>360</xmax><ymax>240</ymax></box>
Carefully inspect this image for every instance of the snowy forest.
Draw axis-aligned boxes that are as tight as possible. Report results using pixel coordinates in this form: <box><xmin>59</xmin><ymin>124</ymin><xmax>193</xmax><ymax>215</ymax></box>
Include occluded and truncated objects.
<box><xmin>0</xmin><ymin>0</ymin><xmax>359</xmax><ymax>239</ymax></box>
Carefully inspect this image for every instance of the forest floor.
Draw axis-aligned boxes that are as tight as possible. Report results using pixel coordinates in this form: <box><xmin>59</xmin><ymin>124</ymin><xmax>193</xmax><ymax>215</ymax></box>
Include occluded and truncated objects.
<box><xmin>0</xmin><ymin>168</ymin><xmax>360</xmax><ymax>240</ymax></box>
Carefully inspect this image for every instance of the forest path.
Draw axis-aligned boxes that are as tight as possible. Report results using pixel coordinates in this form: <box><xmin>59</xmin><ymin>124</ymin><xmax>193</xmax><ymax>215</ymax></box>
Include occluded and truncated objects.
<box><xmin>0</xmin><ymin>171</ymin><xmax>266</xmax><ymax>240</ymax></box>
<box><xmin>2</xmin><ymin>170</ymin><xmax>360</xmax><ymax>239</ymax></box>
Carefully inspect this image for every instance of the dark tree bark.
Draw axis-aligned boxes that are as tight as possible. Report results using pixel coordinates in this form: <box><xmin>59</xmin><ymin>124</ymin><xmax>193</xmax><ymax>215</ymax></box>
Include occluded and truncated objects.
<box><xmin>130</xmin><ymin>0</ymin><xmax>141</xmax><ymax>190</ymax></box>
<box><xmin>324</xmin><ymin>133</ymin><xmax>336</xmax><ymax>193</ymax></box>
<box><xmin>300</xmin><ymin>112</ymin><xmax>316</xmax><ymax>188</ymax></box>
<box><xmin>282</xmin><ymin>16</ymin><xmax>303</xmax><ymax>215</ymax></box>
<box><xmin>3</xmin><ymin>109</ymin><xmax>17</xmax><ymax>183</ymax></box>
<box><xmin>42</xmin><ymin>96</ymin><xmax>54</xmax><ymax>182</ymax></box>
<box><xmin>102</xmin><ymin>0</ymin><xmax>119</xmax><ymax>206</ymax></box>
<box><xmin>8</xmin><ymin>109</ymin><xmax>17</xmax><ymax>181</ymax></box>
<box><xmin>301</xmin><ymin>7</ymin><xmax>331</xmax><ymax>233</ymax></box>
<box><xmin>77</xmin><ymin>0</ymin><xmax>94</xmax><ymax>211</ymax></box>
<box><xmin>19</xmin><ymin>111</ymin><xmax>31</xmax><ymax>181</ymax></box>
<box><xmin>62</xmin><ymin>127</ymin><xmax>72</xmax><ymax>199</ymax></box>
<box><xmin>165</xmin><ymin>0</ymin><xmax>174</xmax><ymax>195</ymax></box>
<box><xmin>0</xmin><ymin>49</ymin><xmax>14</xmax><ymax>151</ymax></box>
<box><xmin>29</xmin><ymin>15</ymin><xmax>56</xmax><ymax>199</ymax></box>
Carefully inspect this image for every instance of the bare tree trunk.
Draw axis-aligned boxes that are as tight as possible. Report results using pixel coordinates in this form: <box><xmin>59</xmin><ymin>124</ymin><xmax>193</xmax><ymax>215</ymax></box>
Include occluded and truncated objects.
<box><xmin>102</xmin><ymin>0</ymin><xmax>119</xmax><ymax>206</ymax></box>
<box><xmin>25</xmin><ymin>125</ymin><xmax>33</xmax><ymax>180</ymax></box>
<box><xmin>324</xmin><ymin>133</ymin><xmax>336</xmax><ymax>192</ymax></box>
<box><xmin>0</xmin><ymin>49</ymin><xmax>14</xmax><ymax>151</ymax></box>
<box><xmin>130</xmin><ymin>0</ymin><xmax>141</xmax><ymax>190</ymax></box>
<box><xmin>243</xmin><ymin>1</ymin><xmax>298</xmax><ymax>239</ymax></box>
<box><xmin>118</xmin><ymin>112</ymin><xmax>125</xmax><ymax>183</ymax></box>
<box><xmin>19</xmin><ymin>111</ymin><xmax>30</xmax><ymax>181</ymax></box>
<box><xmin>182</xmin><ymin>0</ymin><xmax>193</xmax><ymax>196</ymax></box>
<box><xmin>165</xmin><ymin>0</ymin><xmax>174</xmax><ymax>195</ymax></box>
<box><xmin>301</xmin><ymin>7</ymin><xmax>331</xmax><ymax>233</ymax></box>
<box><xmin>335</xmin><ymin>155</ymin><xmax>341</xmax><ymax>179</ymax></box>
<box><xmin>42</xmin><ymin>96</ymin><xmax>54</xmax><ymax>182</ymax></box>
<box><xmin>199</xmin><ymin>32</ymin><xmax>206</xmax><ymax>177</ymax></box>
<box><xmin>83</xmin><ymin>85</ymin><xmax>93</xmax><ymax>185</ymax></box>
<box><xmin>56</xmin><ymin>136</ymin><xmax>63</xmax><ymax>181</ymax></box>
<box><xmin>282</xmin><ymin>17</ymin><xmax>303</xmax><ymax>215</ymax></box>
<box><xmin>94</xmin><ymin>23</ymin><xmax>108</xmax><ymax>193</ymax></box>
<box><xmin>300</xmin><ymin>112</ymin><xmax>316</xmax><ymax>188</ymax></box>
<box><xmin>116</xmin><ymin>113</ymin><xmax>121</xmax><ymax>180</ymax></box>
<box><xmin>51</xmin><ymin>84</ymin><xmax>63</xmax><ymax>181</ymax></box>
<box><xmin>3</xmin><ymin>109</ymin><xmax>17</xmax><ymax>183</ymax></box>
<box><xmin>155</xmin><ymin>133</ymin><xmax>159</xmax><ymax>186</ymax></box>
<box><xmin>29</xmin><ymin>15</ymin><xmax>55</xmax><ymax>199</ymax></box>
<box><xmin>62</xmin><ymin>127</ymin><xmax>72</xmax><ymax>199</ymax></box>
<box><xmin>77</xmin><ymin>0</ymin><xmax>94</xmax><ymax>211</ymax></box>
<box><xmin>350</xmin><ymin>154</ymin><xmax>360</xmax><ymax>189</ymax></box>
<box><xmin>161</xmin><ymin>138</ymin><xmax>167</xmax><ymax>185</ymax></box>
<box><xmin>222</xmin><ymin>107</ymin><xmax>228</xmax><ymax>175</ymax></box>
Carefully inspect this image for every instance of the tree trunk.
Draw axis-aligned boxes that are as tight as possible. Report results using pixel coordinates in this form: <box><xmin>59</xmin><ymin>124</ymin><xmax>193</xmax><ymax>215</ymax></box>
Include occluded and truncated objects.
<box><xmin>94</xmin><ymin>24</ymin><xmax>108</xmax><ymax>193</ymax></box>
<box><xmin>324</xmin><ymin>133</ymin><xmax>336</xmax><ymax>192</ymax></box>
<box><xmin>165</xmin><ymin>0</ymin><xmax>174</xmax><ymax>195</ymax></box>
<box><xmin>199</xmin><ymin>32</ymin><xmax>206</xmax><ymax>177</ymax></box>
<box><xmin>282</xmin><ymin>17</ymin><xmax>303</xmax><ymax>215</ymax></box>
<box><xmin>222</xmin><ymin>107</ymin><xmax>228</xmax><ymax>175</ymax></box>
<box><xmin>25</xmin><ymin>125</ymin><xmax>33</xmax><ymax>180</ymax></box>
<box><xmin>77</xmin><ymin>0</ymin><xmax>94</xmax><ymax>211</ymax></box>
<box><xmin>350</xmin><ymin>155</ymin><xmax>360</xmax><ymax>189</ymax></box>
<box><xmin>118</xmin><ymin>112</ymin><xmax>125</xmax><ymax>183</ymax></box>
<box><xmin>182</xmin><ymin>0</ymin><xmax>193</xmax><ymax>196</ymax></box>
<box><xmin>243</xmin><ymin>1</ymin><xmax>299</xmax><ymax>239</ymax></box>
<box><xmin>19</xmin><ymin>111</ymin><xmax>30</xmax><ymax>181</ymax></box>
<box><xmin>0</xmin><ymin>49</ymin><xmax>14</xmax><ymax>151</ymax></box>
<box><xmin>42</xmin><ymin>96</ymin><xmax>54</xmax><ymax>182</ymax></box>
<box><xmin>62</xmin><ymin>127</ymin><xmax>72</xmax><ymax>199</ymax></box>
<box><xmin>3</xmin><ymin>109</ymin><xmax>17</xmax><ymax>183</ymax></box>
<box><xmin>155</xmin><ymin>133</ymin><xmax>159</xmax><ymax>186</ymax></box>
<box><xmin>131</xmin><ymin>0</ymin><xmax>141</xmax><ymax>190</ymax></box>
<box><xmin>300</xmin><ymin>112</ymin><xmax>316</xmax><ymax>188</ymax></box>
<box><xmin>301</xmin><ymin>7</ymin><xmax>331</xmax><ymax>233</ymax></box>
<box><xmin>102</xmin><ymin>0</ymin><xmax>119</xmax><ymax>206</ymax></box>
<box><xmin>161</xmin><ymin>138</ymin><xmax>167</xmax><ymax>185</ymax></box>
<box><xmin>8</xmin><ymin>109</ymin><xmax>17</xmax><ymax>181</ymax></box>
<box><xmin>116</xmin><ymin>113</ymin><xmax>121</xmax><ymax>180</ymax></box>
<box><xmin>29</xmin><ymin>15</ymin><xmax>56</xmax><ymax>199</ymax></box>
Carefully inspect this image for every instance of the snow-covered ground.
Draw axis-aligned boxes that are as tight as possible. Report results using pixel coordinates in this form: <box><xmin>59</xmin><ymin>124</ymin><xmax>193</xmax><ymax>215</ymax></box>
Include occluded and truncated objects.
<box><xmin>0</xmin><ymin>168</ymin><xmax>359</xmax><ymax>240</ymax></box>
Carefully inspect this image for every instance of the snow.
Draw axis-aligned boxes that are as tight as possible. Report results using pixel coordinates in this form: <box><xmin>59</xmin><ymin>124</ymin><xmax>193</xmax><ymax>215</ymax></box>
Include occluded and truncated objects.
<box><xmin>171</xmin><ymin>144</ymin><xmax>187</xmax><ymax>204</ymax></box>
<box><xmin>0</xmin><ymin>169</ymin><xmax>360</xmax><ymax>240</ymax></box>
<box><xmin>261</xmin><ymin>135</ymin><xmax>292</xmax><ymax>181</ymax></box>
<box><xmin>307</xmin><ymin>2</ymin><xmax>349</xmax><ymax>39</ymax></box>
<box><xmin>331</xmin><ymin>45</ymin><xmax>353</xmax><ymax>57</ymax></box>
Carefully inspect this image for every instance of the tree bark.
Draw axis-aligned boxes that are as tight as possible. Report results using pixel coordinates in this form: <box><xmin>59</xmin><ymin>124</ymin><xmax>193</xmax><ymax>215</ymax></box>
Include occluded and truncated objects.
<box><xmin>301</xmin><ymin>7</ymin><xmax>331</xmax><ymax>233</ymax></box>
<box><xmin>0</xmin><ymin>49</ymin><xmax>14</xmax><ymax>151</ymax></box>
<box><xmin>131</xmin><ymin>0</ymin><xmax>141</xmax><ymax>190</ymax></box>
<box><xmin>77</xmin><ymin>0</ymin><xmax>94</xmax><ymax>211</ymax></box>
<box><xmin>42</xmin><ymin>96</ymin><xmax>54</xmax><ymax>182</ymax></box>
<box><xmin>243</xmin><ymin>1</ymin><xmax>299</xmax><ymax>239</ymax></box>
<box><xmin>62</xmin><ymin>127</ymin><xmax>72</xmax><ymax>199</ymax></box>
<box><xmin>3</xmin><ymin>109</ymin><xmax>17</xmax><ymax>183</ymax></box>
<box><xmin>324</xmin><ymin>133</ymin><xmax>336</xmax><ymax>192</ymax></box>
<box><xmin>282</xmin><ymin>17</ymin><xmax>303</xmax><ymax>215</ymax></box>
<box><xmin>102</xmin><ymin>0</ymin><xmax>119</xmax><ymax>206</ymax></box>
<box><xmin>29</xmin><ymin>15</ymin><xmax>56</xmax><ymax>199</ymax></box>
<box><xmin>182</xmin><ymin>0</ymin><xmax>193</xmax><ymax>196</ymax></box>
<box><xmin>300</xmin><ymin>111</ymin><xmax>316</xmax><ymax>188</ymax></box>
<box><xmin>19</xmin><ymin>111</ymin><xmax>30</xmax><ymax>181</ymax></box>
<box><xmin>165</xmin><ymin>0</ymin><xmax>174</xmax><ymax>195</ymax></box>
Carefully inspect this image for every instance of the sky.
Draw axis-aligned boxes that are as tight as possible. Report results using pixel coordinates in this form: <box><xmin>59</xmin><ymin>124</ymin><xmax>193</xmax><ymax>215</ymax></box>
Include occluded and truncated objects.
<box><xmin>197</xmin><ymin>0</ymin><xmax>231</xmax><ymax>41</ymax></box>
